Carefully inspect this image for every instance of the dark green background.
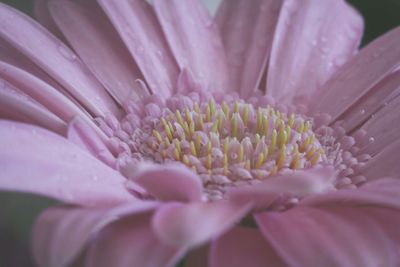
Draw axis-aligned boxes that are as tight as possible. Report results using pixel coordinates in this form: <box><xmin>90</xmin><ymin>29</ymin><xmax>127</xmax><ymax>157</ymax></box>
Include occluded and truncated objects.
<box><xmin>0</xmin><ymin>0</ymin><xmax>399</xmax><ymax>266</ymax></box>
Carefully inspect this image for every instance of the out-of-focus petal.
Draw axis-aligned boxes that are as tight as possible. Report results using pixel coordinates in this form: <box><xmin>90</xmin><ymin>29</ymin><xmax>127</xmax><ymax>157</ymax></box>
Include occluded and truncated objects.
<box><xmin>86</xmin><ymin>212</ymin><xmax>184</xmax><ymax>267</ymax></box>
<box><xmin>130</xmin><ymin>163</ymin><xmax>203</xmax><ymax>202</ymax></box>
<box><xmin>267</xmin><ymin>0</ymin><xmax>363</xmax><ymax>104</ymax></box>
<box><xmin>0</xmin><ymin>3</ymin><xmax>120</xmax><ymax>117</ymax></box>
<box><xmin>216</xmin><ymin>0</ymin><xmax>282</xmax><ymax>97</ymax></box>
<box><xmin>49</xmin><ymin>0</ymin><xmax>149</xmax><ymax>104</ymax></box>
<box><xmin>0</xmin><ymin>120</ymin><xmax>133</xmax><ymax>206</ymax></box>
<box><xmin>226</xmin><ymin>166</ymin><xmax>336</xmax><ymax>211</ymax></box>
<box><xmin>183</xmin><ymin>245</ymin><xmax>210</xmax><ymax>267</ymax></box>
<box><xmin>33</xmin><ymin>201</ymin><xmax>159</xmax><ymax>267</ymax></box>
<box><xmin>340</xmin><ymin>70</ymin><xmax>400</xmax><ymax>133</ymax></box>
<box><xmin>154</xmin><ymin>0</ymin><xmax>229</xmax><ymax>92</ymax></box>
<box><xmin>310</xmin><ymin>26</ymin><xmax>400</xmax><ymax>121</ymax></box>
<box><xmin>210</xmin><ymin>227</ymin><xmax>286</xmax><ymax>267</ymax></box>
<box><xmin>152</xmin><ymin>201</ymin><xmax>251</xmax><ymax>247</ymax></box>
<box><xmin>0</xmin><ymin>81</ymin><xmax>66</xmax><ymax>134</ymax></box>
<box><xmin>33</xmin><ymin>0</ymin><xmax>65</xmax><ymax>40</ymax></box>
<box><xmin>97</xmin><ymin>0</ymin><xmax>178</xmax><ymax>98</ymax></box>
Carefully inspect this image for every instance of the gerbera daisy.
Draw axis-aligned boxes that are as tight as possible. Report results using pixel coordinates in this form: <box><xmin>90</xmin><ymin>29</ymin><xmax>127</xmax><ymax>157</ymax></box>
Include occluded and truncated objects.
<box><xmin>1</xmin><ymin>0</ymin><xmax>400</xmax><ymax>266</ymax></box>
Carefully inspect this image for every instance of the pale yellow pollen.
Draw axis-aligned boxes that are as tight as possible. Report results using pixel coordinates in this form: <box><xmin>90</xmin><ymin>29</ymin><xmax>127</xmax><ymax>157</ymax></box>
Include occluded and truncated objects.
<box><xmin>254</xmin><ymin>134</ymin><xmax>260</xmax><ymax>148</ymax></box>
<box><xmin>245</xmin><ymin>159</ymin><xmax>251</xmax><ymax>170</ymax></box>
<box><xmin>297</xmin><ymin>120</ymin><xmax>305</xmax><ymax>133</ymax></box>
<box><xmin>189</xmin><ymin>121</ymin><xmax>195</xmax><ymax>138</ymax></box>
<box><xmin>311</xmin><ymin>150</ymin><xmax>322</xmax><ymax>166</ymax></box>
<box><xmin>217</xmin><ymin>112</ymin><xmax>223</xmax><ymax>131</ymax></box>
<box><xmin>209</xmin><ymin>99</ymin><xmax>216</xmax><ymax>117</ymax></box>
<box><xmin>161</xmin><ymin>118</ymin><xmax>173</xmax><ymax>141</ymax></box>
<box><xmin>211</xmin><ymin>120</ymin><xmax>219</xmax><ymax>133</ymax></box>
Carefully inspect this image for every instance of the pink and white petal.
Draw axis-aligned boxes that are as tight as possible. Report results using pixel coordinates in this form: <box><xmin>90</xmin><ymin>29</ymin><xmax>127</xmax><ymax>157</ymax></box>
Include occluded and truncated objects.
<box><xmin>256</xmin><ymin>204</ymin><xmax>400</xmax><ymax>266</ymax></box>
<box><xmin>0</xmin><ymin>60</ymin><xmax>92</xmax><ymax>124</ymax></box>
<box><xmin>86</xmin><ymin>212</ymin><xmax>184</xmax><ymax>267</ymax></box>
<box><xmin>33</xmin><ymin>0</ymin><xmax>65</xmax><ymax>41</ymax></box>
<box><xmin>0</xmin><ymin>3</ymin><xmax>120</xmax><ymax>117</ymax></box>
<box><xmin>184</xmin><ymin>245</ymin><xmax>210</xmax><ymax>267</ymax></box>
<box><xmin>358</xmin><ymin>140</ymin><xmax>400</xmax><ymax>181</ymax></box>
<box><xmin>152</xmin><ymin>201</ymin><xmax>251</xmax><ymax>247</ymax></box>
<box><xmin>67</xmin><ymin>117</ymin><xmax>116</xmax><ymax>169</ymax></box>
<box><xmin>310</xmin><ymin>26</ymin><xmax>400</xmax><ymax>121</ymax></box>
<box><xmin>130</xmin><ymin>163</ymin><xmax>203</xmax><ymax>202</ymax></box>
<box><xmin>267</xmin><ymin>0</ymin><xmax>363</xmax><ymax>104</ymax></box>
<box><xmin>0</xmin><ymin>120</ymin><xmax>134</xmax><ymax>206</ymax></box>
<box><xmin>216</xmin><ymin>0</ymin><xmax>282</xmax><ymax>97</ymax></box>
<box><xmin>340</xmin><ymin>70</ymin><xmax>400</xmax><ymax>133</ymax></box>
<box><xmin>0</xmin><ymin>81</ymin><xmax>66</xmax><ymax>134</ymax></box>
<box><xmin>357</xmin><ymin>95</ymin><xmax>400</xmax><ymax>156</ymax></box>
<box><xmin>210</xmin><ymin>227</ymin><xmax>286</xmax><ymax>267</ymax></box>
<box><xmin>226</xmin><ymin>166</ymin><xmax>336</xmax><ymax>211</ymax></box>
<box><xmin>33</xmin><ymin>201</ymin><xmax>159</xmax><ymax>267</ymax></box>
<box><xmin>97</xmin><ymin>0</ymin><xmax>178</xmax><ymax>98</ymax></box>
<box><xmin>49</xmin><ymin>0</ymin><xmax>149</xmax><ymax>104</ymax></box>
<box><xmin>154</xmin><ymin>0</ymin><xmax>229</xmax><ymax>92</ymax></box>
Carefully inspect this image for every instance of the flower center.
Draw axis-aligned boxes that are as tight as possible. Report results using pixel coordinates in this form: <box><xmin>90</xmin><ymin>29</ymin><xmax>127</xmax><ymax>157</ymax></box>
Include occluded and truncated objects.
<box><xmin>137</xmin><ymin>99</ymin><xmax>328</xmax><ymax>195</ymax></box>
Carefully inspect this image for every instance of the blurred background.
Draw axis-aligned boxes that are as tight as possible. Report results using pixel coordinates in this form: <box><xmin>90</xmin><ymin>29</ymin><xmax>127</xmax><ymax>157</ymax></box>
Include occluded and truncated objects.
<box><xmin>0</xmin><ymin>0</ymin><xmax>399</xmax><ymax>266</ymax></box>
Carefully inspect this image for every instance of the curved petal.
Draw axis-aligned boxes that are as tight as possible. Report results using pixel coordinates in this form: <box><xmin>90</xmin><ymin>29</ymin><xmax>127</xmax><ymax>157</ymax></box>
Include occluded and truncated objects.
<box><xmin>130</xmin><ymin>163</ymin><xmax>203</xmax><ymax>202</ymax></box>
<box><xmin>255</xmin><ymin>189</ymin><xmax>400</xmax><ymax>267</ymax></box>
<box><xmin>0</xmin><ymin>120</ymin><xmax>133</xmax><ymax>206</ymax></box>
<box><xmin>152</xmin><ymin>201</ymin><xmax>251</xmax><ymax>247</ymax></box>
<box><xmin>32</xmin><ymin>201</ymin><xmax>158</xmax><ymax>267</ymax></box>
<box><xmin>0</xmin><ymin>3</ymin><xmax>120</xmax><ymax>117</ymax></box>
<box><xmin>339</xmin><ymin>70</ymin><xmax>400</xmax><ymax>133</ymax></box>
<box><xmin>0</xmin><ymin>81</ymin><xmax>66</xmax><ymax>134</ymax></box>
<box><xmin>97</xmin><ymin>0</ymin><xmax>179</xmax><ymax>98</ymax></box>
<box><xmin>33</xmin><ymin>0</ymin><xmax>65</xmax><ymax>40</ymax></box>
<box><xmin>267</xmin><ymin>0</ymin><xmax>363</xmax><ymax>104</ymax></box>
<box><xmin>226</xmin><ymin>166</ymin><xmax>336</xmax><ymax>211</ymax></box>
<box><xmin>86</xmin><ymin>211</ymin><xmax>184</xmax><ymax>267</ymax></box>
<box><xmin>216</xmin><ymin>0</ymin><xmax>282</xmax><ymax>97</ymax></box>
<box><xmin>154</xmin><ymin>0</ymin><xmax>229</xmax><ymax>92</ymax></box>
<box><xmin>210</xmin><ymin>227</ymin><xmax>286</xmax><ymax>267</ymax></box>
<box><xmin>310</xmin><ymin>26</ymin><xmax>400</xmax><ymax>121</ymax></box>
<box><xmin>49</xmin><ymin>0</ymin><xmax>149</xmax><ymax>104</ymax></box>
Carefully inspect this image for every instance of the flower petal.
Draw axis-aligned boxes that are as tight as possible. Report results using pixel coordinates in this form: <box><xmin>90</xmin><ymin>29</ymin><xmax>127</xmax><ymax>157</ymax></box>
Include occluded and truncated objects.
<box><xmin>33</xmin><ymin>201</ymin><xmax>158</xmax><ymax>267</ymax></box>
<box><xmin>216</xmin><ymin>0</ymin><xmax>282</xmax><ymax>97</ymax></box>
<box><xmin>255</xmin><ymin>180</ymin><xmax>400</xmax><ymax>267</ymax></box>
<box><xmin>130</xmin><ymin>163</ymin><xmax>203</xmax><ymax>202</ymax></box>
<box><xmin>226</xmin><ymin>166</ymin><xmax>336</xmax><ymax>211</ymax></box>
<box><xmin>49</xmin><ymin>0</ymin><xmax>149</xmax><ymax>104</ymax></box>
<box><xmin>210</xmin><ymin>227</ymin><xmax>286</xmax><ymax>267</ymax></box>
<box><xmin>33</xmin><ymin>0</ymin><xmax>65</xmax><ymax>40</ymax></box>
<box><xmin>310</xmin><ymin>26</ymin><xmax>400</xmax><ymax>121</ymax></box>
<box><xmin>154</xmin><ymin>0</ymin><xmax>229</xmax><ymax>92</ymax></box>
<box><xmin>266</xmin><ymin>0</ymin><xmax>363</xmax><ymax>104</ymax></box>
<box><xmin>152</xmin><ymin>201</ymin><xmax>251</xmax><ymax>247</ymax></box>
<box><xmin>183</xmin><ymin>245</ymin><xmax>210</xmax><ymax>267</ymax></box>
<box><xmin>0</xmin><ymin>120</ymin><xmax>133</xmax><ymax>206</ymax></box>
<box><xmin>339</xmin><ymin>70</ymin><xmax>400</xmax><ymax>133</ymax></box>
<box><xmin>97</xmin><ymin>0</ymin><xmax>178</xmax><ymax>98</ymax></box>
<box><xmin>86</xmin><ymin>211</ymin><xmax>184</xmax><ymax>267</ymax></box>
<box><xmin>0</xmin><ymin>81</ymin><xmax>66</xmax><ymax>134</ymax></box>
<box><xmin>0</xmin><ymin>3</ymin><xmax>120</xmax><ymax>117</ymax></box>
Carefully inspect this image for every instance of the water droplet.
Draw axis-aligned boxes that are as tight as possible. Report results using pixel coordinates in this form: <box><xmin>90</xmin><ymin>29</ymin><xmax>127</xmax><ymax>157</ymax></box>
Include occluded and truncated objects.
<box><xmin>58</xmin><ymin>45</ymin><xmax>77</xmax><ymax>61</ymax></box>
<box><xmin>368</xmin><ymin>137</ymin><xmax>375</xmax><ymax>143</ymax></box>
<box><xmin>360</xmin><ymin>109</ymin><xmax>365</xmax><ymax>115</ymax></box>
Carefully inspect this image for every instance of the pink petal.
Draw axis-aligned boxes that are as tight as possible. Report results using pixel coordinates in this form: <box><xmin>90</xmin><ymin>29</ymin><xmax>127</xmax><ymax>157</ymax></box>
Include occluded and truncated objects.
<box><xmin>183</xmin><ymin>245</ymin><xmax>210</xmax><ymax>267</ymax></box>
<box><xmin>0</xmin><ymin>60</ymin><xmax>91</xmax><ymax>124</ymax></box>
<box><xmin>0</xmin><ymin>3</ymin><xmax>120</xmax><ymax>117</ymax></box>
<box><xmin>267</xmin><ymin>0</ymin><xmax>363</xmax><ymax>104</ymax></box>
<box><xmin>339</xmin><ymin>70</ymin><xmax>400</xmax><ymax>132</ymax></box>
<box><xmin>210</xmin><ymin>227</ymin><xmax>286</xmax><ymax>267</ymax></box>
<box><xmin>359</xmin><ymin>140</ymin><xmax>400</xmax><ymax>181</ymax></box>
<box><xmin>152</xmin><ymin>201</ymin><xmax>251</xmax><ymax>247</ymax></box>
<box><xmin>358</xmin><ymin>95</ymin><xmax>400</xmax><ymax>156</ymax></box>
<box><xmin>86</xmin><ymin>211</ymin><xmax>184</xmax><ymax>267</ymax></box>
<box><xmin>0</xmin><ymin>120</ymin><xmax>133</xmax><ymax>206</ymax></box>
<box><xmin>33</xmin><ymin>0</ymin><xmax>65</xmax><ymax>41</ymax></box>
<box><xmin>0</xmin><ymin>81</ymin><xmax>66</xmax><ymax>134</ymax></box>
<box><xmin>67</xmin><ymin>117</ymin><xmax>116</xmax><ymax>169</ymax></box>
<box><xmin>226</xmin><ymin>166</ymin><xmax>336</xmax><ymax>211</ymax></box>
<box><xmin>130</xmin><ymin>163</ymin><xmax>203</xmax><ymax>202</ymax></box>
<box><xmin>33</xmin><ymin>201</ymin><xmax>159</xmax><ymax>267</ymax></box>
<box><xmin>97</xmin><ymin>0</ymin><xmax>178</xmax><ymax>98</ymax></box>
<box><xmin>216</xmin><ymin>0</ymin><xmax>282</xmax><ymax>97</ymax></box>
<box><xmin>154</xmin><ymin>0</ymin><xmax>229</xmax><ymax>92</ymax></box>
<box><xmin>310</xmin><ymin>26</ymin><xmax>400</xmax><ymax>121</ymax></box>
<box><xmin>255</xmin><ymin>182</ymin><xmax>400</xmax><ymax>267</ymax></box>
<box><xmin>49</xmin><ymin>0</ymin><xmax>149</xmax><ymax>104</ymax></box>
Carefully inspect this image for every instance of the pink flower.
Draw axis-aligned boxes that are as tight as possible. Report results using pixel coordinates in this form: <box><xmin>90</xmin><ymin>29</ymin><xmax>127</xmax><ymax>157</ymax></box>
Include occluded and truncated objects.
<box><xmin>0</xmin><ymin>0</ymin><xmax>400</xmax><ymax>266</ymax></box>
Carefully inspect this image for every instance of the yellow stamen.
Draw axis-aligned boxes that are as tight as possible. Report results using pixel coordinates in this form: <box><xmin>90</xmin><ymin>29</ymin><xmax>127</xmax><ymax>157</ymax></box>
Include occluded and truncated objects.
<box><xmin>276</xmin><ymin>145</ymin><xmax>286</xmax><ymax>169</ymax></box>
<box><xmin>190</xmin><ymin>141</ymin><xmax>197</xmax><ymax>156</ymax></box>
<box><xmin>269</xmin><ymin>129</ymin><xmax>277</xmax><ymax>154</ymax></box>
<box><xmin>237</xmin><ymin>144</ymin><xmax>244</xmax><ymax>163</ymax></box>
<box><xmin>243</xmin><ymin>105</ymin><xmax>249</xmax><ymax>127</ymax></box>
<box><xmin>153</xmin><ymin>130</ymin><xmax>162</xmax><ymax>143</ymax></box>
<box><xmin>255</xmin><ymin>152</ymin><xmax>265</xmax><ymax>169</ymax></box>
<box><xmin>231</xmin><ymin>115</ymin><xmax>238</xmax><ymax>138</ymax></box>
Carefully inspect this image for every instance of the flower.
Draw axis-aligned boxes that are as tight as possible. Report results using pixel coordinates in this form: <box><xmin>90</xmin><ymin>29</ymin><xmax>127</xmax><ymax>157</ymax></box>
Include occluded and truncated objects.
<box><xmin>0</xmin><ymin>0</ymin><xmax>400</xmax><ymax>266</ymax></box>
